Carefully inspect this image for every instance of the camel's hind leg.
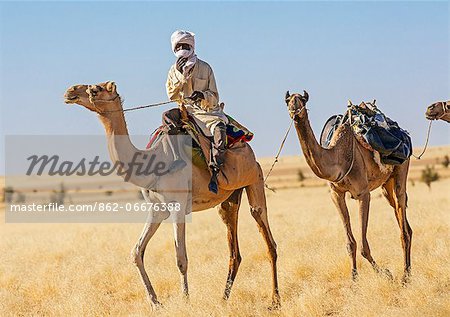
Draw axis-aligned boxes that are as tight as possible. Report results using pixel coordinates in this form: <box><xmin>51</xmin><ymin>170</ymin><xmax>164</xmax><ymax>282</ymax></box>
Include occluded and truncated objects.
<box><xmin>382</xmin><ymin>162</ymin><xmax>412</xmax><ymax>283</ymax></box>
<box><xmin>358</xmin><ymin>192</ymin><xmax>392</xmax><ymax>278</ymax></box>
<box><xmin>330</xmin><ymin>185</ymin><xmax>358</xmax><ymax>280</ymax></box>
<box><xmin>217</xmin><ymin>188</ymin><xmax>244</xmax><ymax>300</ymax></box>
<box><xmin>245</xmin><ymin>169</ymin><xmax>280</xmax><ymax>309</ymax></box>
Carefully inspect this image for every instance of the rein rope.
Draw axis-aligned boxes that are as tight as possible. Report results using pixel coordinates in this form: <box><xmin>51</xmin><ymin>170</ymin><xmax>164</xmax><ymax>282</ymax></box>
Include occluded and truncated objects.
<box><xmin>264</xmin><ymin>106</ymin><xmax>305</xmax><ymax>191</ymax></box>
<box><xmin>86</xmin><ymin>90</ymin><xmax>176</xmax><ymax>115</ymax></box>
<box><xmin>412</xmin><ymin>120</ymin><xmax>433</xmax><ymax>160</ymax></box>
<box><xmin>413</xmin><ymin>101</ymin><xmax>448</xmax><ymax>158</ymax></box>
<box><xmin>103</xmin><ymin>99</ymin><xmax>176</xmax><ymax>114</ymax></box>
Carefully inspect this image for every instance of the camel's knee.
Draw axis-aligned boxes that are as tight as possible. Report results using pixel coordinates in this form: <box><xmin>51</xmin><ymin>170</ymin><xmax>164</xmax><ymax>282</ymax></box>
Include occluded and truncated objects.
<box><xmin>176</xmin><ymin>255</ymin><xmax>188</xmax><ymax>275</ymax></box>
<box><xmin>395</xmin><ymin>190</ymin><xmax>407</xmax><ymax>206</ymax></box>
<box><xmin>233</xmin><ymin>252</ymin><xmax>242</xmax><ymax>267</ymax></box>
<box><xmin>405</xmin><ymin>220</ymin><xmax>412</xmax><ymax>236</ymax></box>
<box><xmin>250</xmin><ymin>206</ymin><xmax>263</xmax><ymax>219</ymax></box>
<box><xmin>228</xmin><ymin>253</ymin><xmax>242</xmax><ymax>273</ymax></box>
<box><xmin>153</xmin><ymin>209</ymin><xmax>170</xmax><ymax>222</ymax></box>
<box><xmin>346</xmin><ymin>240</ymin><xmax>357</xmax><ymax>256</ymax></box>
<box><xmin>361</xmin><ymin>249</ymin><xmax>371</xmax><ymax>260</ymax></box>
<box><xmin>402</xmin><ymin>225</ymin><xmax>412</xmax><ymax>243</ymax></box>
<box><xmin>131</xmin><ymin>244</ymin><xmax>143</xmax><ymax>266</ymax></box>
<box><xmin>267</xmin><ymin>244</ymin><xmax>277</xmax><ymax>263</ymax></box>
<box><xmin>271</xmin><ymin>248</ymin><xmax>278</xmax><ymax>263</ymax></box>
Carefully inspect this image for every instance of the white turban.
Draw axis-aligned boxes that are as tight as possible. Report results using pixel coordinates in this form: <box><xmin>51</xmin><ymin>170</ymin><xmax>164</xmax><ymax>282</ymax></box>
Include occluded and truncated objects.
<box><xmin>171</xmin><ymin>30</ymin><xmax>195</xmax><ymax>52</ymax></box>
<box><xmin>170</xmin><ymin>30</ymin><xmax>197</xmax><ymax>77</ymax></box>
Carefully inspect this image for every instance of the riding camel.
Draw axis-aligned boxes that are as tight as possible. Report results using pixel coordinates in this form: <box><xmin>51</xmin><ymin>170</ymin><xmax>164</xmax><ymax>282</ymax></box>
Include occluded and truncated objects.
<box><xmin>285</xmin><ymin>91</ymin><xmax>412</xmax><ymax>282</ymax></box>
<box><xmin>63</xmin><ymin>81</ymin><xmax>280</xmax><ymax>308</ymax></box>
<box><xmin>426</xmin><ymin>100</ymin><xmax>450</xmax><ymax>123</ymax></box>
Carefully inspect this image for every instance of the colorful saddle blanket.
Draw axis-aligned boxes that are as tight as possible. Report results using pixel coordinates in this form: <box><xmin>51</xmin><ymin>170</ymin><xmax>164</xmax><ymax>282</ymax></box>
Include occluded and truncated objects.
<box><xmin>320</xmin><ymin>102</ymin><xmax>412</xmax><ymax>165</ymax></box>
<box><xmin>147</xmin><ymin>114</ymin><xmax>253</xmax><ymax>150</ymax></box>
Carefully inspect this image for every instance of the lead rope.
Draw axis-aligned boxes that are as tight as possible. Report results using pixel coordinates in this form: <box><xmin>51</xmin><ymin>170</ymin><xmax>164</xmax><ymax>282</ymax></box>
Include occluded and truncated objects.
<box><xmin>104</xmin><ymin>100</ymin><xmax>176</xmax><ymax>113</ymax></box>
<box><xmin>264</xmin><ymin>119</ymin><xmax>295</xmax><ymax>192</ymax></box>
<box><xmin>412</xmin><ymin>120</ymin><xmax>433</xmax><ymax>159</ymax></box>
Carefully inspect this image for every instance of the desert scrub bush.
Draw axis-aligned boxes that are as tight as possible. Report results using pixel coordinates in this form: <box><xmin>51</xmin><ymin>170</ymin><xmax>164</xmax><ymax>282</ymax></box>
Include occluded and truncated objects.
<box><xmin>442</xmin><ymin>155</ymin><xmax>449</xmax><ymax>168</ymax></box>
<box><xmin>298</xmin><ymin>169</ymin><xmax>306</xmax><ymax>182</ymax></box>
<box><xmin>50</xmin><ymin>182</ymin><xmax>66</xmax><ymax>204</ymax></box>
<box><xmin>3</xmin><ymin>186</ymin><xmax>15</xmax><ymax>203</ymax></box>
<box><xmin>420</xmin><ymin>165</ymin><xmax>439</xmax><ymax>189</ymax></box>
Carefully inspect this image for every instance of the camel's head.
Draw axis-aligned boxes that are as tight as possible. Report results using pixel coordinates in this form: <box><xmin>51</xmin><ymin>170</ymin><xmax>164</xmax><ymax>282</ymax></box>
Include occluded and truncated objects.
<box><xmin>64</xmin><ymin>84</ymin><xmax>90</xmax><ymax>107</ymax></box>
<box><xmin>425</xmin><ymin>101</ymin><xmax>447</xmax><ymax>120</ymax></box>
<box><xmin>64</xmin><ymin>81</ymin><xmax>120</xmax><ymax>114</ymax></box>
<box><xmin>285</xmin><ymin>90</ymin><xmax>309</xmax><ymax>120</ymax></box>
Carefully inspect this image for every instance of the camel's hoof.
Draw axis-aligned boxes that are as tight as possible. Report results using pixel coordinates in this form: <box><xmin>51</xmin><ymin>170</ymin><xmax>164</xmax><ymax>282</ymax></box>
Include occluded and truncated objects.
<box><xmin>381</xmin><ymin>268</ymin><xmax>393</xmax><ymax>280</ymax></box>
<box><xmin>351</xmin><ymin>269</ymin><xmax>359</xmax><ymax>281</ymax></box>
<box><xmin>268</xmin><ymin>294</ymin><xmax>281</xmax><ymax>311</ymax></box>
<box><xmin>401</xmin><ymin>272</ymin><xmax>411</xmax><ymax>286</ymax></box>
<box><xmin>373</xmin><ymin>264</ymin><xmax>393</xmax><ymax>280</ymax></box>
<box><xmin>151</xmin><ymin>300</ymin><xmax>163</xmax><ymax>311</ymax></box>
<box><xmin>268</xmin><ymin>301</ymin><xmax>281</xmax><ymax>311</ymax></box>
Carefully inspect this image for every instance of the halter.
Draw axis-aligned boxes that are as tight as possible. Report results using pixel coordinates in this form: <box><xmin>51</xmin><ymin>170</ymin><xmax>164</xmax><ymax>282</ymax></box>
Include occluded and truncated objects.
<box><xmin>88</xmin><ymin>91</ymin><xmax>122</xmax><ymax>115</ymax></box>
<box><xmin>288</xmin><ymin>95</ymin><xmax>308</xmax><ymax>119</ymax></box>
<box><xmin>437</xmin><ymin>101</ymin><xmax>449</xmax><ymax>120</ymax></box>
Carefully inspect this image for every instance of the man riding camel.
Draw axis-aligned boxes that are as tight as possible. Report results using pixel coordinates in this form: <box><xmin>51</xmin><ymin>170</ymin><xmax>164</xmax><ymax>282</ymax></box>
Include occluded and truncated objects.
<box><xmin>164</xmin><ymin>30</ymin><xmax>228</xmax><ymax>193</ymax></box>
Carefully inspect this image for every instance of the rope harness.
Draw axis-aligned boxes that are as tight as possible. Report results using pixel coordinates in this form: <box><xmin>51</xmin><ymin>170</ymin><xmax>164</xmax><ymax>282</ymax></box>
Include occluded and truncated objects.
<box><xmin>436</xmin><ymin>101</ymin><xmax>449</xmax><ymax>120</ymax></box>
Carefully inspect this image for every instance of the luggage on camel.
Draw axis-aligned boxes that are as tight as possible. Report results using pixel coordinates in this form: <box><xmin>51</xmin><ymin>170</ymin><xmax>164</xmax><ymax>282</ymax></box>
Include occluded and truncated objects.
<box><xmin>320</xmin><ymin>100</ymin><xmax>412</xmax><ymax>165</ymax></box>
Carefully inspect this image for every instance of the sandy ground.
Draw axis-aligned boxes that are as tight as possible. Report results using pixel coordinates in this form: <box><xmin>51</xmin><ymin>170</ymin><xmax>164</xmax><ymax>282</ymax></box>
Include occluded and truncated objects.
<box><xmin>0</xmin><ymin>146</ymin><xmax>449</xmax><ymax>316</ymax></box>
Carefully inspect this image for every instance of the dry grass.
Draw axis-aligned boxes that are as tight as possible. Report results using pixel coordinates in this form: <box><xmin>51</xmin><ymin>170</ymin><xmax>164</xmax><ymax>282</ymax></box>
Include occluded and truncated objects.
<box><xmin>1</xmin><ymin>147</ymin><xmax>449</xmax><ymax>316</ymax></box>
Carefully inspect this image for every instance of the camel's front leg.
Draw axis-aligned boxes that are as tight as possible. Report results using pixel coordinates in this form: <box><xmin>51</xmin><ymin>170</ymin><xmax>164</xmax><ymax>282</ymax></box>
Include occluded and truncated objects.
<box><xmin>173</xmin><ymin>219</ymin><xmax>189</xmax><ymax>297</ymax></box>
<box><xmin>218</xmin><ymin>188</ymin><xmax>244</xmax><ymax>300</ymax></box>
<box><xmin>132</xmin><ymin>190</ymin><xmax>169</xmax><ymax>308</ymax></box>
<box><xmin>132</xmin><ymin>219</ymin><xmax>165</xmax><ymax>307</ymax></box>
<box><xmin>330</xmin><ymin>186</ymin><xmax>358</xmax><ymax>280</ymax></box>
<box><xmin>246</xmin><ymin>176</ymin><xmax>280</xmax><ymax>309</ymax></box>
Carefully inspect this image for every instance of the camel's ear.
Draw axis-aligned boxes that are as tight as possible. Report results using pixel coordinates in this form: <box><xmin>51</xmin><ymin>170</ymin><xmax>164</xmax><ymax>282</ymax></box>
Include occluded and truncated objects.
<box><xmin>285</xmin><ymin>91</ymin><xmax>290</xmax><ymax>104</ymax></box>
<box><xmin>106</xmin><ymin>81</ymin><xmax>116</xmax><ymax>93</ymax></box>
<box><xmin>303</xmin><ymin>90</ymin><xmax>309</xmax><ymax>102</ymax></box>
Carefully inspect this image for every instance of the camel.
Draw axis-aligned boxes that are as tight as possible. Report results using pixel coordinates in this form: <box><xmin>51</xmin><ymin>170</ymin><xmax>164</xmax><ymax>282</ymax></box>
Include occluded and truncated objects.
<box><xmin>425</xmin><ymin>100</ymin><xmax>450</xmax><ymax>123</ymax></box>
<box><xmin>63</xmin><ymin>82</ymin><xmax>280</xmax><ymax>308</ymax></box>
<box><xmin>285</xmin><ymin>91</ymin><xmax>412</xmax><ymax>282</ymax></box>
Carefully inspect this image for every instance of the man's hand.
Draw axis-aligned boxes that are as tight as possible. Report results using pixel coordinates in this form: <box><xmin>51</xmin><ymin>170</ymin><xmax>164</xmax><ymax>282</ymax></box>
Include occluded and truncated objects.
<box><xmin>190</xmin><ymin>91</ymin><xmax>205</xmax><ymax>102</ymax></box>
<box><xmin>176</xmin><ymin>57</ymin><xmax>188</xmax><ymax>73</ymax></box>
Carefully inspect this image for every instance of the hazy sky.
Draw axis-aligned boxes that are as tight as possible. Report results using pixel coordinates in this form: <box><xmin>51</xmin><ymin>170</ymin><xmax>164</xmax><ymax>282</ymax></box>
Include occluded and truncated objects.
<box><xmin>0</xmin><ymin>1</ymin><xmax>449</xmax><ymax>174</ymax></box>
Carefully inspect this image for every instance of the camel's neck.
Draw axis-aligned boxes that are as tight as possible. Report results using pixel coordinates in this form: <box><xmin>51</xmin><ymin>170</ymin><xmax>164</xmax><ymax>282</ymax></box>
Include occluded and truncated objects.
<box><xmin>293</xmin><ymin>112</ymin><xmax>353</xmax><ymax>182</ymax></box>
<box><xmin>98</xmin><ymin>107</ymin><xmax>161</xmax><ymax>189</ymax></box>
<box><xmin>99</xmin><ymin>109</ymin><xmax>130</xmax><ymax>137</ymax></box>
